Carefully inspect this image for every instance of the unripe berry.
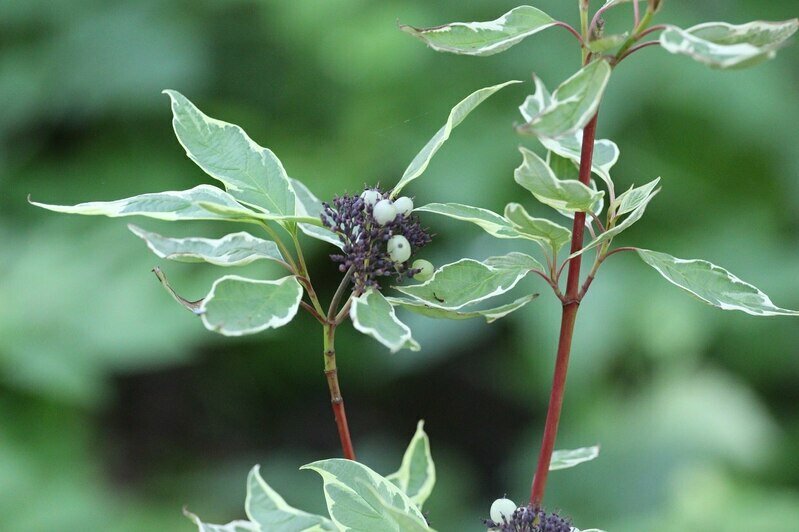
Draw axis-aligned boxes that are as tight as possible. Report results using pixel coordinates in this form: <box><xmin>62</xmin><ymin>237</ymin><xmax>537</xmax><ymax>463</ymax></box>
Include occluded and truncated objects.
<box><xmin>412</xmin><ymin>259</ymin><xmax>434</xmax><ymax>281</ymax></box>
<box><xmin>490</xmin><ymin>498</ymin><xmax>517</xmax><ymax>524</ymax></box>
<box><xmin>373</xmin><ymin>199</ymin><xmax>397</xmax><ymax>225</ymax></box>
<box><xmin>393</xmin><ymin>196</ymin><xmax>414</xmax><ymax>217</ymax></box>
<box><xmin>360</xmin><ymin>189</ymin><xmax>382</xmax><ymax>207</ymax></box>
<box><xmin>387</xmin><ymin>235</ymin><xmax>411</xmax><ymax>263</ymax></box>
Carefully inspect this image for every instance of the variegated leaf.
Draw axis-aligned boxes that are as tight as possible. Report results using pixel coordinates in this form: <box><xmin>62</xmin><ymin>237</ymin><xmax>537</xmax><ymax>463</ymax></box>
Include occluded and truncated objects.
<box><xmin>660</xmin><ymin>19</ymin><xmax>799</xmax><ymax>69</ymax></box>
<box><xmin>414</xmin><ymin>203</ymin><xmax>519</xmax><ymax>239</ymax></box>
<box><xmin>292</xmin><ymin>179</ymin><xmax>343</xmax><ymax>249</ymax></box>
<box><xmin>518</xmin><ymin>60</ymin><xmax>611</xmax><ymax>138</ymax></box>
<box><xmin>514</xmin><ymin>147</ymin><xmax>604</xmax><ymax>213</ymax></box>
<box><xmin>636</xmin><ymin>250</ymin><xmax>799</xmax><ymax>316</ymax></box>
<box><xmin>184</xmin><ymin>509</ymin><xmax>259</xmax><ymax>532</ymax></box>
<box><xmin>164</xmin><ymin>90</ymin><xmax>297</xmax><ymax>217</ymax></box>
<box><xmin>387</xmin><ymin>294</ymin><xmax>537</xmax><ymax>323</ymax></box>
<box><xmin>399</xmin><ymin>6</ymin><xmax>557</xmax><ymax>56</ymax></box>
<box><xmin>200</xmin><ymin>275</ymin><xmax>303</xmax><ymax>336</ymax></box>
<box><xmin>152</xmin><ymin>267</ymin><xmax>204</xmax><ymax>314</ymax></box>
<box><xmin>386</xmin><ymin>421</ymin><xmax>436</xmax><ymax>508</ymax></box>
<box><xmin>129</xmin><ymin>225</ymin><xmax>283</xmax><ymax>267</ymax></box>
<box><xmin>350</xmin><ymin>289</ymin><xmax>419</xmax><ymax>353</ymax></box>
<box><xmin>550</xmin><ymin>446</ymin><xmax>600</xmax><ymax>471</ymax></box>
<box><xmin>540</xmin><ymin>132</ymin><xmax>619</xmax><ymax>193</ymax></box>
<box><xmin>391</xmin><ymin>81</ymin><xmax>520</xmax><ymax>198</ymax></box>
<box><xmin>504</xmin><ymin>202</ymin><xmax>572</xmax><ymax>254</ymax></box>
<box><xmin>612</xmin><ymin>178</ymin><xmax>661</xmax><ymax>217</ymax></box>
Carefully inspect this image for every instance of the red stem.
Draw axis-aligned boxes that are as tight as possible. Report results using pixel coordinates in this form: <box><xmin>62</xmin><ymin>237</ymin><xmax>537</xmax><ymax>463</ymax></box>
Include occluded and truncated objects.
<box><xmin>324</xmin><ymin>324</ymin><xmax>356</xmax><ymax>460</ymax></box>
<box><xmin>529</xmin><ymin>113</ymin><xmax>599</xmax><ymax>506</ymax></box>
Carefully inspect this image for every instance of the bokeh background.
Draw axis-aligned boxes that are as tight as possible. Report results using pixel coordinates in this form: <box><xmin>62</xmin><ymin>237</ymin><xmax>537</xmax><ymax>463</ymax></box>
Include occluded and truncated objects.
<box><xmin>2</xmin><ymin>1</ymin><xmax>798</xmax><ymax>530</ymax></box>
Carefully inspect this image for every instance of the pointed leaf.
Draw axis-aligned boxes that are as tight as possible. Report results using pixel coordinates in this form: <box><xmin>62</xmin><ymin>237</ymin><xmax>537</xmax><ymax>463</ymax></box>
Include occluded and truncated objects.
<box><xmin>129</xmin><ymin>226</ymin><xmax>283</xmax><ymax>267</ymax></box>
<box><xmin>550</xmin><ymin>446</ymin><xmax>600</xmax><ymax>471</ymax></box>
<box><xmin>395</xmin><ymin>253</ymin><xmax>539</xmax><ymax>310</ymax></box>
<box><xmin>636</xmin><ymin>249</ymin><xmax>799</xmax><ymax>316</ymax></box>
<box><xmin>518</xmin><ymin>60</ymin><xmax>611</xmax><ymax>138</ymax></box>
<box><xmin>152</xmin><ymin>267</ymin><xmax>203</xmax><ymax>314</ymax></box>
<box><xmin>245</xmin><ymin>465</ymin><xmax>335</xmax><ymax>531</ymax></box>
<box><xmin>292</xmin><ymin>179</ymin><xmax>343</xmax><ymax>249</ymax></box>
<box><xmin>570</xmin><ymin>179</ymin><xmax>659</xmax><ymax>258</ymax></box>
<box><xmin>350</xmin><ymin>289</ymin><xmax>420</xmax><ymax>353</ymax></box>
<box><xmin>164</xmin><ymin>90</ymin><xmax>297</xmax><ymax>217</ymax></box>
<box><xmin>301</xmin><ymin>459</ymin><xmax>429</xmax><ymax>532</ymax></box>
<box><xmin>391</xmin><ymin>81</ymin><xmax>521</xmax><ymax>197</ymax></box>
<box><xmin>514</xmin><ymin>147</ymin><xmax>604</xmax><ymax>212</ymax></box>
<box><xmin>414</xmin><ymin>203</ymin><xmax>520</xmax><ymax>239</ymax></box>
<box><xmin>184</xmin><ymin>510</ymin><xmax>258</xmax><ymax>532</ymax></box>
<box><xmin>660</xmin><ymin>20</ymin><xmax>799</xmax><ymax>69</ymax></box>
<box><xmin>386</xmin><ymin>421</ymin><xmax>436</xmax><ymax>508</ymax></box>
<box><xmin>29</xmin><ymin>185</ymin><xmax>257</xmax><ymax>223</ymax></box>
<box><xmin>540</xmin><ymin>131</ymin><xmax>619</xmax><ymax>193</ymax></box>
<box><xmin>612</xmin><ymin>178</ymin><xmax>661</xmax><ymax>217</ymax></box>
<box><xmin>200</xmin><ymin>275</ymin><xmax>303</xmax><ymax>336</ymax></box>
<box><xmin>399</xmin><ymin>6</ymin><xmax>557</xmax><ymax>56</ymax></box>
<box><xmin>387</xmin><ymin>294</ymin><xmax>538</xmax><ymax>323</ymax></box>
<box><xmin>504</xmin><ymin>203</ymin><xmax>572</xmax><ymax>253</ymax></box>
<box><xmin>518</xmin><ymin>76</ymin><xmax>552</xmax><ymax>121</ymax></box>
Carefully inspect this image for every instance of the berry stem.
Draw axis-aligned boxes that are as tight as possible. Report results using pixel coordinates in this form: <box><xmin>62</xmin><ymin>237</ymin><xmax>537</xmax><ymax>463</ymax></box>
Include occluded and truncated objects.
<box><xmin>530</xmin><ymin>113</ymin><xmax>599</xmax><ymax>506</ymax></box>
<box><xmin>323</xmin><ymin>323</ymin><xmax>356</xmax><ymax>460</ymax></box>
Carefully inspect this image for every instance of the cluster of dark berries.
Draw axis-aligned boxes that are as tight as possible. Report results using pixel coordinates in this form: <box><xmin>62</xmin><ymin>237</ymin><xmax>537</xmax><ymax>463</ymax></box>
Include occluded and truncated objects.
<box><xmin>485</xmin><ymin>505</ymin><xmax>572</xmax><ymax>532</ymax></box>
<box><xmin>321</xmin><ymin>187</ymin><xmax>431</xmax><ymax>293</ymax></box>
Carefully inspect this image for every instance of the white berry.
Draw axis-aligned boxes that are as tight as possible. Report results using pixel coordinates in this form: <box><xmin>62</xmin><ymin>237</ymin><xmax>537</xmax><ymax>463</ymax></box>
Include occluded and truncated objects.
<box><xmin>387</xmin><ymin>235</ymin><xmax>411</xmax><ymax>263</ymax></box>
<box><xmin>360</xmin><ymin>189</ymin><xmax>382</xmax><ymax>207</ymax></box>
<box><xmin>393</xmin><ymin>196</ymin><xmax>414</xmax><ymax>217</ymax></box>
<box><xmin>373</xmin><ymin>199</ymin><xmax>397</xmax><ymax>225</ymax></box>
<box><xmin>490</xmin><ymin>498</ymin><xmax>517</xmax><ymax>524</ymax></box>
<box><xmin>412</xmin><ymin>259</ymin><xmax>434</xmax><ymax>281</ymax></box>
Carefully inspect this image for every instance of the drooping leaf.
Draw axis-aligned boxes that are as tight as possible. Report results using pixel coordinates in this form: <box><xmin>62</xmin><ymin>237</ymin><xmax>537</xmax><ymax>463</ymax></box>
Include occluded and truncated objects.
<box><xmin>391</xmin><ymin>80</ymin><xmax>521</xmax><ymax>197</ymax></box>
<box><xmin>514</xmin><ymin>147</ymin><xmax>604</xmax><ymax>213</ymax></box>
<box><xmin>395</xmin><ymin>253</ymin><xmax>540</xmax><ymax>310</ymax></box>
<box><xmin>399</xmin><ymin>6</ymin><xmax>557</xmax><ymax>56</ymax></box>
<box><xmin>350</xmin><ymin>289</ymin><xmax>420</xmax><ymax>353</ymax></box>
<box><xmin>152</xmin><ymin>267</ymin><xmax>203</xmax><ymax>314</ymax></box>
<box><xmin>386</xmin><ymin>421</ymin><xmax>436</xmax><ymax>508</ymax></box>
<box><xmin>129</xmin><ymin>225</ymin><xmax>284</xmax><ymax>267</ymax></box>
<box><xmin>200</xmin><ymin>275</ymin><xmax>304</xmax><ymax>336</ymax></box>
<box><xmin>300</xmin><ymin>459</ymin><xmax>429</xmax><ymax>532</ymax></box>
<box><xmin>291</xmin><ymin>179</ymin><xmax>343</xmax><ymax>249</ymax></box>
<box><xmin>163</xmin><ymin>89</ymin><xmax>298</xmax><ymax>217</ymax></box>
<box><xmin>612</xmin><ymin>178</ymin><xmax>661</xmax><ymax>217</ymax></box>
<box><xmin>636</xmin><ymin>249</ymin><xmax>799</xmax><ymax>316</ymax></box>
<box><xmin>29</xmin><ymin>185</ymin><xmax>259</xmax><ymax>223</ymax></box>
<box><xmin>184</xmin><ymin>509</ymin><xmax>259</xmax><ymax>532</ymax></box>
<box><xmin>571</xmin><ymin>179</ymin><xmax>659</xmax><ymax>258</ymax></box>
<box><xmin>387</xmin><ymin>294</ymin><xmax>538</xmax><ymax>323</ymax></box>
<box><xmin>504</xmin><ymin>202</ymin><xmax>572</xmax><ymax>254</ymax></box>
<box><xmin>245</xmin><ymin>465</ymin><xmax>335</xmax><ymax>531</ymax></box>
<box><xmin>518</xmin><ymin>60</ymin><xmax>611</xmax><ymax>138</ymax></box>
<box><xmin>660</xmin><ymin>19</ymin><xmax>799</xmax><ymax>69</ymax></box>
<box><xmin>549</xmin><ymin>446</ymin><xmax>600</xmax><ymax>471</ymax></box>
<box><xmin>414</xmin><ymin>203</ymin><xmax>520</xmax><ymax>239</ymax></box>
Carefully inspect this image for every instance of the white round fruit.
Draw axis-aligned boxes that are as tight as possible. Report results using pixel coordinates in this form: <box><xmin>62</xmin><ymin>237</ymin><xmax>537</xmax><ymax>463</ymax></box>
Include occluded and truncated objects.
<box><xmin>373</xmin><ymin>199</ymin><xmax>397</xmax><ymax>225</ymax></box>
<box><xmin>360</xmin><ymin>189</ymin><xmax>382</xmax><ymax>207</ymax></box>
<box><xmin>387</xmin><ymin>235</ymin><xmax>411</xmax><ymax>263</ymax></box>
<box><xmin>393</xmin><ymin>196</ymin><xmax>414</xmax><ymax>217</ymax></box>
<box><xmin>412</xmin><ymin>259</ymin><xmax>434</xmax><ymax>281</ymax></box>
<box><xmin>490</xmin><ymin>498</ymin><xmax>517</xmax><ymax>524</ymax></box>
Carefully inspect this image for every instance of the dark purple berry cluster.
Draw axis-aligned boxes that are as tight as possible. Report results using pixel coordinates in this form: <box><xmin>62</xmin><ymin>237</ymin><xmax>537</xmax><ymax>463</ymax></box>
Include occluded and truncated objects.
<box><xmin>321</xmin><ymin>187</ymin><xmax>431</xmax><ymax>293</ymax></box>
<box><xmin>485</xmin><ymin>505</ymin><xmax>572</xmax><ymax>532</ymax></box>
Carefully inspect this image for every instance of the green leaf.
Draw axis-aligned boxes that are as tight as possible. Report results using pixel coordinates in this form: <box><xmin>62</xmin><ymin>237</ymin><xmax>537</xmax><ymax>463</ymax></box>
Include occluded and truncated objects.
<box><xmin>292</xmin><ymin>179</ymin><xmax>343</xmax><ymax>249</ymax></box>
<box><xmin>571</xmin><ymin>178</ymin><xmax>659</xmax><ymax>259</ymax></box>
<box><xmin>550</xmin><ymin>446</ymin><xmax>600</xmax><ymax>471</ymax></box>
<box><xmin>301</xmin><ymin>459</ymin><xmax>430</xmax><ymax>532</ymax></box>
<box><xmin>350</xmin><ymin>289</ymin><xmax>420</xmax><ymax>353</ymax></box>
<box><xmin>245</xmin><ymin>465</ymin><xmax>335</xmax><ymax>531</ymax></box>
<box><xmin>197</xmin><ymin>201</ymin><xmax>320</xmax><ymax>225</ymax></box>
<box><xmin>29</xmin><ymin>185</ymin><xmax>258</xmax><ymax>223</ymax></box>
<box><xmin>518</xmin><ymin>60</ymin><xmax>611</xmax><ymax>138</ymax></box>
<box><xmin>660</xmin><ymin>19</ymin><xmax>799</xmax><ymax>69</ymax></box>
<box><xmin>391</xmin><ymin>80</ymin><xmax>521</xmax><ymax>198</ymax></box>
<box><xmin>518</xmin><ymin>76</ymin><xmax>551</xmax><ymax>121</ymax></box>
<box><xmin>399</xmin><ymin>6</ymin><xmax>557</xmax><ymax>57</ymax></box>
<box><xmin>395</xmin><ymin>253</ymin><xmax>540</xmax><ymax>310</ymax></box>
<box><xmin>587</xmin><ymin>32</ymin><xmax>629</xmax><ymax>53</ymax></box>
<box><xmin>152</xmin><ymin>267</ymin><xmax>203</xmax><ymax>314</ymax></box>
<box><xmin>636</xmin><ymin>249</ymin><xmax>799</xmax><ymax>316</ymax></box>
<box><xmin>200</xmin><ymin>275</ymin><xmax>304</xmax><ymax>336</ymax></box>
<box><xmin>504</xmin><ymin>202</ymin><xmax>572</xmax><ymax>254</ymax></box>
<box><xmin>386</xmin><ymin>294</ymin><xmax>538</xmax><ymax>323</ymax></box>
<box><xmin>184</xmin><ymin>509</ymin><xmax>259</xmax><ymax>532</ymax></box>
<box><xmin>612</xmin><ymin>178</ymin><xmax>661</xmax><ymax>217</ymax></box>
<box><xmin>129</xmin><ymin>225</ymin><xmax>284</xmax><ymax>267</ymax></box>
<box><xmin>514</xmin><ymin>147</ymin><xmax>604</xmax><ymax>213</ymax></box>
<box><xmin>386</xmin><ymin>421</ymin><xmax>436</xmax><ymax>508</ymax></box>
<box><xmin>414</xmin><ymin>203</ymin><xmax>520</xmax><ymax>239</ymax></box>
<box><xmin>540</xmin><ymin>132</ymin><xmax>619</xmax><ymax>194</ymax></box>
<box><xmin>163</xmin><ymin>89</ymin><xmax>297</xmax><ymax>217</ymax></box>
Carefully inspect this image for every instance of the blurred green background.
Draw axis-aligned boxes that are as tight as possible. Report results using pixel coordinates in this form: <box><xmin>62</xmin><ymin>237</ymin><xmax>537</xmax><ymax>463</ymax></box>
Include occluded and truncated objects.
<box><xmin>2</xmin><ymin>1</ymin><xmax>798</xmax><ymax>530</ymax></box>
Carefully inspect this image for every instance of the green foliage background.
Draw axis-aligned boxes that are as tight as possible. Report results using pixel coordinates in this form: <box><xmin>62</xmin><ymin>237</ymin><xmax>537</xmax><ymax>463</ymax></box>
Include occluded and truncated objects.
<box><xmin>2</xmin><ymin>1</ymin><xmax>798</xmax><ymax>530</ymax></box>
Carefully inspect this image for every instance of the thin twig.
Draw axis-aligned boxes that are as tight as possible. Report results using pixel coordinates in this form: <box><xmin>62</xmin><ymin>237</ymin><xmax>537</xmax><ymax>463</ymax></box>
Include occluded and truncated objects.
<box><xmin>616</xmin><ymin>40</ymin><xmax>661</xmax><ymax>63</ymax></box>
<box><xmin>589</xmin><ymin>211</ymin><xmax>607</xmax><ymax>233</ymax></box>
<box><xmin>554</xmin><ymin>21</ymin><xmax>585</xmax><ymax>46</ymax></box>
<box><xmin>300</xmin><ymin>301</ymin><xmax>325</xmax><ymax>323</ymax></box>
<box><xmin>328</xmin><ymin>266</ymin><xmax>354</xmax><ymax>322</ymax></box>
<box><xmin>530</xmin><ymin>269</ymin><xmax>565</xmax><ymax>302</ymax></box>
